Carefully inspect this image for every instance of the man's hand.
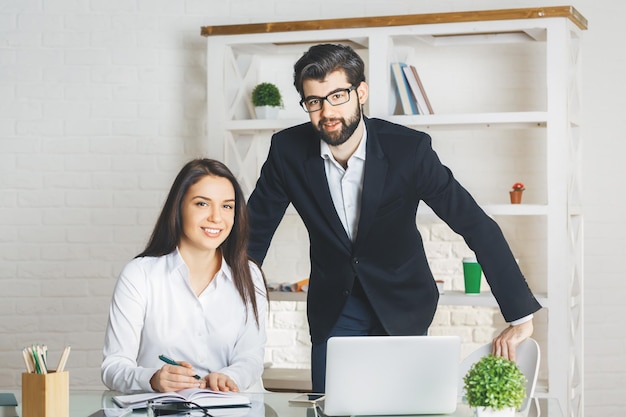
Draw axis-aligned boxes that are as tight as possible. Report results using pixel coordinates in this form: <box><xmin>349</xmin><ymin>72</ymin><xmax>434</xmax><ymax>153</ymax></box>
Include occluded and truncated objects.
<box><xmin>491</xmin><ymin>319</ymin><xmax>533</xmax><ymax>361</ymax></box>
<box><xmin>204</xmin><ymin>372</ymin><xmax>240</xmax><ymax>392</ymax></box>
<box><xmin>150</xmin><ymin>362</ymin><xmax>206</xmax><ymax>393</ymax></box>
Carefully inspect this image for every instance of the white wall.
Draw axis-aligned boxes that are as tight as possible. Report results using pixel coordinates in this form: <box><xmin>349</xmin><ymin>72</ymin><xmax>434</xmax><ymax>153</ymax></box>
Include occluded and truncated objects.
<box><xmin>0</xmin><ymin>1</ymin><xmax>623</xmax><ymax>416</ymax></box>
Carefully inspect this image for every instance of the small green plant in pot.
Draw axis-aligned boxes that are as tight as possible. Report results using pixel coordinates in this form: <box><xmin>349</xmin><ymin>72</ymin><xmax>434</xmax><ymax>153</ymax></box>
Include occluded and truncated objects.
<box><xmin>463</xmin><ymin>354</ymin><xmax>527</xmax><ymax>417</ymax></box>
<box><xmin>251</xmin><ymin>82</ymin><xmax>282</xmax><ymax>119</ymax></box>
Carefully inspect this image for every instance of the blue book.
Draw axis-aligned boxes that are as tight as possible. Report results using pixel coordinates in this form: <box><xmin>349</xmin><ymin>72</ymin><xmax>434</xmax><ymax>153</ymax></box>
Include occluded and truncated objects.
<box><xmin>390</xmin><ymin>62</ymin><xmax>418</xmax><ymax>115</ymax></box>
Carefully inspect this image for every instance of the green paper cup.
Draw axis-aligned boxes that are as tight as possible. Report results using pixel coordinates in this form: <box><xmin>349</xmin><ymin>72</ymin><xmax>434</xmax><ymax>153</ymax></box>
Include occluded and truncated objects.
<box><xmin>462</xmin><ymin>257</ymin><xmax>482</xmax><ymax>295</ymax></box>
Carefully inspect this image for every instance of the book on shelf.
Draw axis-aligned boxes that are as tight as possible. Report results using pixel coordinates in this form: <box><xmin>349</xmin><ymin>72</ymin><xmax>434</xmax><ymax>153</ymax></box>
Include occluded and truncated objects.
<box><xmin>390</xmin><ymin>62</ymin><xmax>418</xmax><ymax>115</ymax></box>
<box><xmin>402</xmin><ymin>64</ymin><xmax>434</xmax><ymax>115</ymax></box>
<box><xmin>112</xmin><ymin>388</ymin><xmax>251</xmax><ymax>410</ymax></box>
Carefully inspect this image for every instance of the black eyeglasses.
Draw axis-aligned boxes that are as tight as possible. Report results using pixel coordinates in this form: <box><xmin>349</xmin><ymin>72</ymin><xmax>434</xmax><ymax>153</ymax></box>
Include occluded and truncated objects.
<box><xmin>299</xmin><ymin>87</ymin><xmax>356</xmax><ymax>113</ymax></box>
<box><xmin>147</xmin><ymin>400</ymin><xmax>214</xmax><ymax>416</ymax></box>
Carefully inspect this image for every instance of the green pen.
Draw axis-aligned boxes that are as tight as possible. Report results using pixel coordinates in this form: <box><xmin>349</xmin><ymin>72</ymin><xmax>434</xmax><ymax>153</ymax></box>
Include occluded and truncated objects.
<box><xmin>158</xmin><ymin>354</ymin><xmax>202</xmax><ymax>380</ymax></box>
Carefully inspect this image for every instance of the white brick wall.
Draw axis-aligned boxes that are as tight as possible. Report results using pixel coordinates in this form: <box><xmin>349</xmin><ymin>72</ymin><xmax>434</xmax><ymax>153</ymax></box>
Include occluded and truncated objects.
<box><xmin>0</xmin><ymin>1</ymin><xmax>624</xmax><ymax>416</ymax></box>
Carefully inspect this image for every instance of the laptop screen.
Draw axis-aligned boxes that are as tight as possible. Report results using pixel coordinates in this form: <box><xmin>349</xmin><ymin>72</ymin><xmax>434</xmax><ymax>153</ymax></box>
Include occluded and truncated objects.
<box><xmin>323</xmin><ymin>335</ymin><xmax>460</xmax><ymax>416</ymax></box>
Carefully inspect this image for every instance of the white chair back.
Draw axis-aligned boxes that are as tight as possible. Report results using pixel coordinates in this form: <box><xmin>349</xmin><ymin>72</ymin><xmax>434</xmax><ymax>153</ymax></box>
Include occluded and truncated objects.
<box><xmin>526</xmin><ymin>397</ymin><xmax>541</xmax><ymax>417</ymax></box>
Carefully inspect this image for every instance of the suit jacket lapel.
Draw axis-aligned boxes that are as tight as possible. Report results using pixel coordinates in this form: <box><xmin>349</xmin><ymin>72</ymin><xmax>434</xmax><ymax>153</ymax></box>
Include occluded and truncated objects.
<box><xmin>354</xmin><ymin>122</ymin><xmax>388</xmax><ymax>251</ymax></box>
<box><xmin>305</xmin><ymin>149</ymin><xmax>353</xmax><ymax>251</ymax></box>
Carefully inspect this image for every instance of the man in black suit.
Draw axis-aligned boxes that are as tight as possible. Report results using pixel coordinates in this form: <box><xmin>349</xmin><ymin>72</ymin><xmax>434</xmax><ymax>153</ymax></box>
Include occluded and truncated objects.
<box><xmin>247</xmin><ymin>43</ymin><xmax>541</xmax><ymax>393</ymax></box>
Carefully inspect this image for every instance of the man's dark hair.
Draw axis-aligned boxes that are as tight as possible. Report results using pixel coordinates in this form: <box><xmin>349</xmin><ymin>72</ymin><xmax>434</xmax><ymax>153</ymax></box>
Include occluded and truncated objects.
<box><xmin>293</xmin><ymin>43</ymin><xmax>366</xmax><ymax>98</ymax></box>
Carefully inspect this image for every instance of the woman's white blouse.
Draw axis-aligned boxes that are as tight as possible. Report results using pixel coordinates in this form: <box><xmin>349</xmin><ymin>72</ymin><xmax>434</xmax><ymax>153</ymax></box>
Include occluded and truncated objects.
<box><xmin>101</xmin><ymin>249</ymin><xmax>267</xmax><ymax>393</ymax></box>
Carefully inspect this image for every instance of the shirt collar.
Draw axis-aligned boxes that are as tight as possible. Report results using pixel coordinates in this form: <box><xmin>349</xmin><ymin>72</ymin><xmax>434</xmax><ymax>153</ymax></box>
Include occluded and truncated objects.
<box><xmin>167</xmin><ymin>247</ymin><xmax>234</xmax><ymax>283</ymax></box>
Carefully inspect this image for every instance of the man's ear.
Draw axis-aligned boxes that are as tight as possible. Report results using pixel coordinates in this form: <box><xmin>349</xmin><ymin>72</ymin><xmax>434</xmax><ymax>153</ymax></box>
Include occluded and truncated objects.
<box><xmin>356</xmin><ymin>81</ymin><xmax>369</xmax><ymax>104</ymax></box>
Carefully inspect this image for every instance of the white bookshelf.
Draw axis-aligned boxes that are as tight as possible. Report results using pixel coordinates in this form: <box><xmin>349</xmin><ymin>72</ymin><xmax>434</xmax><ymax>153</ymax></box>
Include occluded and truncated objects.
<box><xmin>268</xmin><ymin>290</ymin><xmax>549</xmax><ymax>309</ymax></box>
<box><xmin>202</xmin><ymin>6</ymin><xmax>586</xmax><ymax>416</ymax></box>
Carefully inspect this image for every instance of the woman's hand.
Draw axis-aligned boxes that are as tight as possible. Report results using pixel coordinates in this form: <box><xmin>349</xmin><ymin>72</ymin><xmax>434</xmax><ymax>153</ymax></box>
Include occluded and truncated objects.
<box><xmin>150</xmin><ymin>361</ymin><xmax>206</xmax><ymax>393</ymax></box>
<box><xmin>204</xmin><ymin>372</ymin><xmax>240</xmax><ymax>392</ymax></box>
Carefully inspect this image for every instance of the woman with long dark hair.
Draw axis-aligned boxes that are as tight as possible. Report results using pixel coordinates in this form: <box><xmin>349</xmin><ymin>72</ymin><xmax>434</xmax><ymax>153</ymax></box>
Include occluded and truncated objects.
<box><xmin>102</xmin><ymin>159</ymin><xmax>267</xmax><ymax>394</ymax></box>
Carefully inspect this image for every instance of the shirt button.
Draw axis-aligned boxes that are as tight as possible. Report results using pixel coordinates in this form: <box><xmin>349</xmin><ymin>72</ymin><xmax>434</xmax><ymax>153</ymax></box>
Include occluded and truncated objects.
<box><xmin>352</xmin><ymin>257</ymin><xmax>359</xmax><ymax>264</ymax></box>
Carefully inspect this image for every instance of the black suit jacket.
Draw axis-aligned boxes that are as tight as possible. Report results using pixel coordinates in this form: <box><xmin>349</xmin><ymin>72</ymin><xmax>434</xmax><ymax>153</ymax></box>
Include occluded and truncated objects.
<box><xmin>247</xmin><ymin>117</ymin><xmax>541</xmax><ymax>344</ymax></box>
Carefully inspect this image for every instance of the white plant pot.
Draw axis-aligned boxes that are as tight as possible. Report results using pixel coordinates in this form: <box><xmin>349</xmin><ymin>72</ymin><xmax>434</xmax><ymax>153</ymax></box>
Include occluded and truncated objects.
<box><xmin>254</xmin><ymin>106</ymin><xmax>279</xmax><ymax>119</ymax></box>
<box><xmin>475</xmin><ymin>406</ymin><xmax>516</xmax><ymax>417</ymax></box>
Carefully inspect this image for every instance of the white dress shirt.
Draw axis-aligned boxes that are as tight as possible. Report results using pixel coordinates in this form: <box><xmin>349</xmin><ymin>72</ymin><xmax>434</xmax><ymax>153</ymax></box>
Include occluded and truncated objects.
<box><xmin>321</xmin><ymin>129</ymin><xmax>367</xmax><ymax>241</ymax></box>
<box><xmin>101</xmin><ymin>249</ymin><xmax>267</xmax><ymax>393</ymax></box>
<box><xmin>319</xmin><ymin>126</ymin><xmax>532</xmax><ymax>326</ymax></box>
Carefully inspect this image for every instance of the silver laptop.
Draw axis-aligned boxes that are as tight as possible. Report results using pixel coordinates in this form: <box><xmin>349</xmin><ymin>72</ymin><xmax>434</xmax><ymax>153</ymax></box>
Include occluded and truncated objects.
<box><xmin>322</xmin><ymin>335</ymin><xmax>460</xmax><ymax>416</ymax></box>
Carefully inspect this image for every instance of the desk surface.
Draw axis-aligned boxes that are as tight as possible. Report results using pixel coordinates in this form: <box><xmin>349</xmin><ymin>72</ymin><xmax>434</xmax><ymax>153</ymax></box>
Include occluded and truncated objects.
<box><xmin>13</xmin><ymin>390</ymin><xmax>564</xmax><ymax>417</ymax></box>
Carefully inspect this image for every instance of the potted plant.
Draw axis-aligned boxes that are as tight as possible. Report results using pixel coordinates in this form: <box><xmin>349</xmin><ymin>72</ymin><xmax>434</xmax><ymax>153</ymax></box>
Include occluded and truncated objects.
<box><xmin>251</xmin><ymin>82</ymin><xmax>282</xmax><ymax>119</ymax></box>
<box><xmin>509</xmin><ymin>182</ymin><xmax>525</xmax><ymax>204</ymax></box>
<box><xmin>463</xmin><ymin>354</ymin><xmax>527</xmax><ymax>417</ymax></box>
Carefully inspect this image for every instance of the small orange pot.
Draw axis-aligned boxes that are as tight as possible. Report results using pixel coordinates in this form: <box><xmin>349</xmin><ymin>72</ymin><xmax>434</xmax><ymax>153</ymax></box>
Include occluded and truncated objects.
<box><xmin>509</xmin><ymin>190</ymin><xmax>523</xmax><ymax>204</ymax></box>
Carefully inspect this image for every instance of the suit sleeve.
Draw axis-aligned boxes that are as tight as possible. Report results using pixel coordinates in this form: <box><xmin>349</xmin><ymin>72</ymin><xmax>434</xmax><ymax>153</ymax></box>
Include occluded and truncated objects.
<box><xmin>414</xmin><ymin>135</ymin><xmax>541</xmax><ymax>322</ymax></box>
<box><xmin>246</xmin><ymin>135</ymin><xmax>291</xmax><ymax>265</ymax></box>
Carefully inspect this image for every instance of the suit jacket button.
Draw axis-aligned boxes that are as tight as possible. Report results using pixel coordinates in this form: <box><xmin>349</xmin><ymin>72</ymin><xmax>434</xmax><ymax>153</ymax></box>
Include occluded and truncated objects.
<box><xmin>352</xmin><ymin>257</ymin><xmax>359</xmax><ymax>264</ymax></box>
<box><xmin>342</xmin><ymin>290</ymin><xmax>350</xmax><ymax>296</ymax></box>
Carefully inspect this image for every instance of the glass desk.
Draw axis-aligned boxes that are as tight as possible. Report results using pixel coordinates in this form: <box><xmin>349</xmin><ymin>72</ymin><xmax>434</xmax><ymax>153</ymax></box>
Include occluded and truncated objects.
<box><xmin>14</xmin><ymin>391</ymin><xmax>564</xmax><ymax>417</ymax></box>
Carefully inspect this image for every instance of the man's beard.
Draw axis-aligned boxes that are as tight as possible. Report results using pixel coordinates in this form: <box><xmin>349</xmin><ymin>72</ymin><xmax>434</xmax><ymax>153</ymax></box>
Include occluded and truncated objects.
<box><xmin>315</xmin><ymin>104</ymin><xmax>362</xmax><ymax>147</ymax></box>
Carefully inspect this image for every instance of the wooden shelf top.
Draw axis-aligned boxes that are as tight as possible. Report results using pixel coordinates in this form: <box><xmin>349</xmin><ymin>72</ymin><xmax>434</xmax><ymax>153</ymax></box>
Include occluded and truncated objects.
<box><xmin>201</xmin><ymin>6</ymin><xmax>587</xmax><ymax>37</ymax></box>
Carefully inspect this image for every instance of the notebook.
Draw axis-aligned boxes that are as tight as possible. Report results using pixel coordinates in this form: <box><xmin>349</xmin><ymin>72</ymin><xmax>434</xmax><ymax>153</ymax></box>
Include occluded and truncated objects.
<box><xmin>112</xmin><ymin>388</ymin><xmax>250</xmax><ymax>410</ymax></box>
<box><xmin>322</xmin><ymin>335</ymin><xmax>460</xmax><ymax>416</ymax></box>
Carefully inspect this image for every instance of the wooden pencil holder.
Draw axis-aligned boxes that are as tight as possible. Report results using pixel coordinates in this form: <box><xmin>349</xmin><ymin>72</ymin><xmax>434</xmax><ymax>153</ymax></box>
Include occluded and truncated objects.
<box><xmin>21</xmin><ymin>371</ymin><xmax>69</xmax><ymax>417</ymax></box>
